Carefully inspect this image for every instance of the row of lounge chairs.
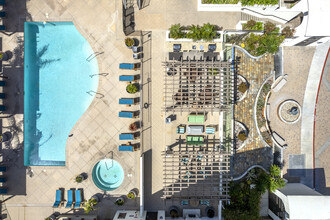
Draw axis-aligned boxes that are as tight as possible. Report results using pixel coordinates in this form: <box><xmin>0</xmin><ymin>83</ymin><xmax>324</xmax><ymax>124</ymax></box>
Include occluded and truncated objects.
<box><xmin>0</xmin><ymin>166</ymin><xmax>7</xmax><ymax>194</ymax></box>
<box><xmin>53</xmin><ymin>188</ymin><xmax>84</xmax><ymax>209</ymax></box>
<box><xmin>0</xmin><ymin>0</ymin><xmax>7</xmax><ymax>31</ymax></box>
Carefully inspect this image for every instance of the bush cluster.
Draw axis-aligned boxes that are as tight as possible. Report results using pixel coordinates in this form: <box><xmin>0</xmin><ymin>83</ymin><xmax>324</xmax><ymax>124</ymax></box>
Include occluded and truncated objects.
<box><xmin>169</xmin><ymin>23</ymin><xmax>219</xmax><ymax>41</ymax></box>
<box><xmin>202</xmin><ymin>0</ymin><xmax>277</xmax><ymax>5</ymax></box>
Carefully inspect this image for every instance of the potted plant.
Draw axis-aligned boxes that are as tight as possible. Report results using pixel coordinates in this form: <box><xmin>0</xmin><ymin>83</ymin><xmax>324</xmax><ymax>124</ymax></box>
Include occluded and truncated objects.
<box><xmin>206</xmin><ymin>207</ymin><xmax>215</xmax><ymax>218</ymax></box>
<box><xmin>115</xmin><ymin>197</ymin><xmax>125</xmax><ymax>206</ymax></box>
<box><xmin>125</xmin><ymin>38</ymin><xmax>134</xmax><ymax>48</ymax></box>
<box><xmin>127</xmin><ymin>189</ymin><xmax>137</xmax><ymax>199</ymax></box>
<box><xmin>237</xmin><ymin>131</ymin><xmax>247</xmax><ymax>141</ymax></box>
<box><xmin>83</xmin><ymin>198</ymin><xmax>98</xmax><ymax>214</ymax></box>
<box><xmin>75</xmin><ymin>174</ymin><xmax>84</xmax><ymax>183</ymax></box>
<box><xmin>169</xmin><ymin>24</ymin><xmax>185</xmax><ymax>39</ymax></box>
<box><xmin>126</xmin><ymin>84</ymin><xmax>138</xmax><ymax>94</ymax></box>
<box><xmin>169</xmin><ymin>206</ymin><xmax>179</xmax><ymax>218</ymax></box>
<box><xmin>238</xmin><ymin>82</ymin><xmax>248</xmax><ymax>94</ymax></box>
<box><xmin>129</xmin><ymin>122</ymin><xmax>138</xmax><ymax>131</ymax></box>
<box><xmin>0</xmin><ymin>51</ymin><xmax>8</xmax><ymax>61</ymax></box>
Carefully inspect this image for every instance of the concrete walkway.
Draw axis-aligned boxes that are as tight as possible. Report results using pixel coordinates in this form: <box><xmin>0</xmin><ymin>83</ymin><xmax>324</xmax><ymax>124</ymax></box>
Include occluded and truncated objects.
<box><xmin>301</xmin><ymin>41</ymin><xmax>330</xmax><ymax>188</ymax></box>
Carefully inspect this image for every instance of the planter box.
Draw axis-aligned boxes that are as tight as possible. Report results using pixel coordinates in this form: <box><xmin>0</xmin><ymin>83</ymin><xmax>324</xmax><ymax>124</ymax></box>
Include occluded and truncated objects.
<box><xmin>166</xmin><ymin>30</ymin><xmax>223</xmax><ymax>42</ymax></box>
<box><xmin>198</xmin><ymin>0</ymin><xmax>279</xmax><ymax>12</ymax></box>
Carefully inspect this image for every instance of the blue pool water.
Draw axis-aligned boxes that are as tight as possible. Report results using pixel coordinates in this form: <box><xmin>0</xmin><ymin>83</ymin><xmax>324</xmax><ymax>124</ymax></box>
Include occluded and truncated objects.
<box><xmin>92</xmin><ymin>159</ymin><xmax>125</xmax><ymax>191</ymax></box>
<box><xmin>24</xmin><ymin>22</ymin><xmax>99</xmax><ymax>166</ymax></box>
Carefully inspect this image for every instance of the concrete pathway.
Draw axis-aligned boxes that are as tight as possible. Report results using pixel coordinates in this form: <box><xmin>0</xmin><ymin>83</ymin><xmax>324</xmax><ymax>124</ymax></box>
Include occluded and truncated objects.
<box><xmin>301</xmin><ymin>41</ymin><xmax>330</xmax><ymax>188</ymax></box>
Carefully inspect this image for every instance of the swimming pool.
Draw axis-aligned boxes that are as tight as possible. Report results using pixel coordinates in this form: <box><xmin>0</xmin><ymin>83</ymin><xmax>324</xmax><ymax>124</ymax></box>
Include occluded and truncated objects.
<box><xmin>24</xmin><ymin>22</ymin><xmax>99</xmax><ymax>166</ymax></box>
<box><xmin>92</xmin><ymin>159</ymin><xmax>125</xmax><ymax>191</ymax></box>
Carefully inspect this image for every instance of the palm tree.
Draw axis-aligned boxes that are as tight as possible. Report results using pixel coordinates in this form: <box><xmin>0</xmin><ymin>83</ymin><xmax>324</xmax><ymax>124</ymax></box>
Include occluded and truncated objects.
<box><xmin>169</xmin><ymin>24</ymin><xmax>185</xmax><ymax>39</ymax></box>
<box><xmin>186</xmin><ymin>25</ymin><xmax>201</xmax><ymax>41</ymax></box>
<box><xmin>201</xmin><ymin>23</ymin><xmax>217</xmax><ymax>42</ymax></box>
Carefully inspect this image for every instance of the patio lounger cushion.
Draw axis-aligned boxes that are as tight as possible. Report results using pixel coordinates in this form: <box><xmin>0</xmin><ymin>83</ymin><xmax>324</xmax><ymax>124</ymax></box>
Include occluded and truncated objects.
<box><xmin>0</xmin><ymin>25</ymin><xmax>5</xmax><ymax>31</ymax></box>
<box><xmin>188</xmin><ymin>115</ymin><xmax>205</xmax><ymax>123</ymax></box>
<box><xmin>53</xmin><ymin>190</ymin><xmax>62</xmax><ymax>208</ymax></box>
<box><xmin>0</xmin><ymin>177</ymin><xmax>5</xmax><ymax>183</ymax></box>
<box><xmin>187</xmin><ymin>125</ymin><xmax>204</xmax><ymax>134</ymax></box>
<box><xmin>0</xmin><ymin>93</ymin><xmax>5</xmax><ymax>99</ymax></box>
<box><xmin>119</xmin><ymin>98</ymin><xmax>134</xmax><ymax>105</ymax></box>
<box><xmin>0</xmin><ymin>105</ymin><xmax>5</xmax><ymax>111</ymax></box>
<box><xmin>206</xmin><ymin>127</ymin><xmax>215</xmax><ymax>134</ymax></box>
<box><xmin>119</xmin><ymin>63</ymin><xmax>134</xmax><ymax>69</ymax></box>
<box><xmin>0</xmin><ymin>11</ymin><xmax>5</xmax><ymax>17</ymax></box>
<box><xmin>65</xmin><ymin>190</ymin><xmax>74</xmax><ymax>208</ymax></box>
<box><xmin>0</xmin><ymin>0</ymin><xmax>5</xmax><ymax>5</ymax></box>
<box><xmin>119</xmin><ymin>134</ymin><xmax>134</xmax><ymax>140</ymax></box>
<box><xmin>0</xmin><ymin>188</ymin><xmax>7</xmax><ymax>194</ymax></box>
<box><xmin>119</xmin><ymin>112</ymin><xmax>133</xmax><ymax>118</ymax></box>
<box><xmin>74</xmin><ymin>190</ymin><xmax>82</xmax><ymax>208</ymax></box>
<box><xmin>177</xmin><ymin>126</ymin><xmax>185</xmax><ymax>134</ymax></box>
<box><xmin>0</xmin><ymin>81</ymin><xmax>5</xmax><ymax>86</ymax></box>
<box><xmin>119</xmin><ymin>75</ymin><xmax>134</xmax><ymax>81</ymax></box>
<box><xmin>119</xmin><ymin>145</ymin><xmax>134</xmax><ymax>152</ymax></box>
<box><xmin>0</xmin><ymin>166</ymin><xmax>7</xmax><ymax>172</ymax></box>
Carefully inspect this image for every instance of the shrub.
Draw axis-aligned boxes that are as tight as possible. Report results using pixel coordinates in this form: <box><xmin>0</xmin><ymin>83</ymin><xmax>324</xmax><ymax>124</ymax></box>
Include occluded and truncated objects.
<box><xmin>282</xmin><ymin>26</ymin><xmax>295</xmax><ymax>38</ymax></box>
<box><xmin>75</xmin><ymin>175</ymin><xmax>83</xmax><ymax>183</ymax></box>
<box><xmin>243</xmin><ymin>20</ymin><xmax>263</xmax><ymax>31</ymax></box>
<box><xmin>127</xmin><ymin>192</ymin><xmax>136</xmax><ymax>199</ymax></box>
<box><xmin>243</xmin><ymin>33</ymin><xmax>285</xmax><ymax>56</ymax></box>
<box><xmin>169</xmin><ymin>24</ymin><xmax>185</xmax><ymax>39</ymax></box>
<box><xmin>208</xmin><ymin>68</ymin><xmax>219</xmax><ymax>75</ymax></box>
<box><xmin>269</xmin><ymin>165</ymin><xmax>286</xmax><ymax>192</ymax></box>
<box><xmin>201</xmin><ymin>23</ymin><xmax>217</xmax><ymax>41</ymax></box>
<box><xmin>237</xmin><ymin>132</ymin><xmax>247</xmax><ymax>141</ymax></box>
<box><xmin>115</xmin><ymin>198</ymin><xmax>124</xmax><ymax>206</ymax></box>
<box><xmin>186</xmin><ymin>25</ymin><xmax>202</xmax><ymax>42</ymax></box>
<box><xmin>129</xmin><ymin>122</ymin><xmax>138</xmax><ymax>131</ymax></box>
<box><xmin>264</xmin><ymin>22</ymin><xmax>277</xmax><ymax>34</ymax></box>
<box><xmin>238</xmin><ymin>82</ymin><xmax>248</xmax><ymax>93</ymax></box>
<box><xmin>83</xmin><ymin>199</ymin><xmax>98</xmax><ymax>214</ymax></box>
<box><xmin>126</xmin><ymin>84</ymin><xmax>138</xmax><ymax>94</ymax></box>
<box><xmin>241</xmin><ymin>0</ymin><xmax>278</xmax><ymax>6</ymax></box>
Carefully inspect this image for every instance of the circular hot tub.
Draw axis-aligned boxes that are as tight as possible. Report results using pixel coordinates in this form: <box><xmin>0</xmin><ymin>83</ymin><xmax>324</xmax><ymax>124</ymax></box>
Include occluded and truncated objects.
<box><xmin>92</xmin><ymin>159</ymin><xmax>124</xmax><ymax>191</ymax></box>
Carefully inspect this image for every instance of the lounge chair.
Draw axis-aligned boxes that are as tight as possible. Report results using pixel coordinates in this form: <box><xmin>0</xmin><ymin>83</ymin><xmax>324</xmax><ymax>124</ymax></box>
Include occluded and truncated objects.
<box><xmin>119</xmin><ymin>75</ymin><xmax>136</xmax><ymax>82</ymax></box>
<box><xmin>0</xmin><ymin>93</ymin><xmax>5</xmax><ymax>99</ymax></box>
<box><xmin>65</xmin><ymin>190</ymin><xmax>74</xmax><ymax>208</ymax></box>
<box><xmin>0</xmin><ymin>188</ymin><xmax>7</xmax><ymax>194</ymax></box>
<box><xmin>0</xmin><ymin>0</ymin><xmax>5</xmax><ymax>6</ymax></box>
<box><xmin>119</xmin><ymin>145</ymin><xmax>139</xmax><ymax>152</ymax></box>
<box><xmin>0</xmin><ymin>11</ymin><xmax>6</xmax><ymax>18</ymax></box>
<box><xmin>177</xmin><ymin>126</ymin><xmax>185</xmax><ymax>134</ymax></box>
<box><xmin>0</xmin><ymin>105</ymin><xmax>6</xmax><ymax>111</ymax></box>
<box><xmin>0</xmin><ymin>177</ymin><xmax>6</xmax><ymax>183</ymax></box>
<box><xmin>0</xmin><ymin>25</ymin><xmax>5</xmax><ymax>31</ymax></box>
<box><xmin>119</xmin><ymin>98</ymin><xmax>134</xmax><ymax>105</ymax></box>
<box><xmin>53</xmin><ymin>189</ymin><xmax>64</xmax><ymax>208</ymax></box>
<box><xmin>206</xmin><ymin>126</ymin><xmax>215</xmax><ymax>134</ymax></box>
<box><xmin>181</xmin><ymin>200</ymin><xmax>189</xmax><ymax>205</ymax></box>
<box><xmin>119</xmin><ymin>111</ymin><xmax>138</xmax><ymax>118</ymax></box>
<box><xmin>119</xmin><ymin>63</ymin><xmax>139</xmax><ymax>70</ymax></box>
<box><xmin>0</xmin><ymin>81</ymin><xmax>5</xmax><ymax>87</ymax></box>
<box><xmin>74</xmin><ymin>190</ymin><xmax>82</xmax><ymax>208</ymax></box>
<box><xmin>0</xmin><ymin>166</ymin><xmax>7</xmax><ymax>172</ymax></box>
<box><xmin>187</xmin><ymin>136</ymin><xmax>204</xmax><ymax>146</ymax></box>
<box><xmin>188</xmin><ymin>115</ymin><xmax>205</xmax><ymax>123</ymax></box>
<box><xmin>119</xmin><ymin>134</ymin><xmax>134</xmax><ymax>140</ymax></box>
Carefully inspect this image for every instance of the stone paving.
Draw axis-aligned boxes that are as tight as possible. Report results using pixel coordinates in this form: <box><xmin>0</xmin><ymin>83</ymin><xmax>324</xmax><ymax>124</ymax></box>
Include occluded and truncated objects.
<box><xmin>234</xmin><ymin>48</ymin><xmax>274</xmax><ymax>152</ymax></box>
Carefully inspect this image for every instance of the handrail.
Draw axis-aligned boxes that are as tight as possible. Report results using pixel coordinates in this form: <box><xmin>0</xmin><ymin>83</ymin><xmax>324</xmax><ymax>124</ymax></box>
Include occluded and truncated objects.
<box><xmin>233</xmin><ymin>45</ymin><xmax>264</xmax><ymax>59</ymax></box>
<box><xmin>233</xmin><ymin>164</ymin><xmax>269</xmax><ymax>181</ymax></box>
<box><xmin>241</xmin><ymin>7</ymin><xmax>288</xmax><ymax>23</ymax></box>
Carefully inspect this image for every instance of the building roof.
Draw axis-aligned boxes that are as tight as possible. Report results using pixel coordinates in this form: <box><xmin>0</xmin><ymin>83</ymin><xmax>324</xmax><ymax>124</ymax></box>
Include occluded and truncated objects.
<box><xmin>306</xmin><ymin>0</ymin><xmax>330</xmax><ymax>36</ymax></box>
<box><xmin>287</xmin><ymin>196</ymin><xmax>330</xmax><ymax>219</ymax></box>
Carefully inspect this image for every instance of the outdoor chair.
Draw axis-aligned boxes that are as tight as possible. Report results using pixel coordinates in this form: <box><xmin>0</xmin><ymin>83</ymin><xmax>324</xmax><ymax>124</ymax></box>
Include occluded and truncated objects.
<box><xmin>208</xmin><ymin>44</ymin><xmax>216</xmax><ymax>52</ymax></box>
<box><xmin>0</xmin><ymin>166</ymin><xmax>7</xmax><ymax>172</ymax></box>
<box><xmin>206</xmin><ymin>126</ymin><xmax>215</xmax><ymax>134</ymax></box>
<box><xmin>74</xmin><ymin>190</ymin><xmax>83</xmax><ymax>208</ymax></box>
<box><xmin>181</xmin><ymin>200</ymin><xmax>189</xmax><ymax>205</ymax></box>
<box><xmin>176</xmin><ymin>126</ymin><xmax>185</xmax><ymax>134</ymax></box>
<box><xmin>0</xmin><ymin>0</ymin><xmax>5</xmax><ymax>6</ymax></box>
<box><xmin>0</xmin><ymin>105</ymin><xmax>6</xmax><ymax>111</ymax></box>
<box><xmin>119</xmin><ymin>63</ymin><xmax>139</xmax><ymax>70</ymax></box>
<box><xmin>0</xmin><ymin>177</ymin><xmax>6</xmax><ymax>183</ymax></box>
<box><xmin>0</xmin><ymin>81</ymin><xmax>5</xmax><ymax>87</ymax></box>
<box><xmin>119</xmin><ymin>144</ymin><xmax>138</xmax><ymax>152</ymax></box>
<box><xmin>0</xmin><ymin>93</ymin><xmax>5</xmax><ymax>99</ymax></box>
<box><xmin>0</xmin><ymin>25</ymin><xmax>5</xmax><ymax>31</ymax></box>
<box><xmin>188</xmin><ymin>115</ymin><xmax>205</xmax><ymax>123</ymax></box>
<box><xmin>173</xmin><ymin>44</ymin><xmax>181</xmax><ymax>52</ymax></box>
<box><xmin>0</xmin><ymin>11</ymin><xmax>6</xmax><ymax>18</ymax></box>
<box><xmin>119</xmin><ymin>75</ymin><xmax>139</xmax><ymax>82</ymax></box>
<box><xmin>53</xmin><ymin>189</ymin><xmax>64</xmax><ymax>208</ymax></box>
<box><xmin>0</xmin><ymin>188</ymin><xmax>7</xmax><ymax>194</ymax></box>
<box><xmin>186</xmin><ymin>136</ymin><xmax>204</xmax><ymax>145</ymax></box>
<box><xmin>65</xmin><ymin>190</ymin><xmax>75</xmax><ymax>208</ymax></box>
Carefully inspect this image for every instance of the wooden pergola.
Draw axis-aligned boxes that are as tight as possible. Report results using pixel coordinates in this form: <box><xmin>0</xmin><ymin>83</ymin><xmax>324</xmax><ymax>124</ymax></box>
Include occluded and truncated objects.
<box><xmin>162</xmin><ymin>137</ymin><xmax>231</xmax><ymax>202</ymax></box>
<box><xmin>163</xmin><ymin>59</ymin><xmax>234</xmax><ymax>114</ymax></box>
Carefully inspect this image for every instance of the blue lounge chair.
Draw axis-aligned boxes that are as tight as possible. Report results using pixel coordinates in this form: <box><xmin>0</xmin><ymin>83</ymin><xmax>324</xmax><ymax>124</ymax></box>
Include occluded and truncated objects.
<box><xmin>0</xmin><ymin>11</ymin><xmax>6</xmax><ymax>17</ymax></box>
<box><xmin>119</xmin><ymin>75</ymin><xmax>134</xmax><ymax>82</ymax></box>
<box><xmin>119</xmin><ymin>145</ymin><xmax>134</xmax><ymax>152</ymax></box>
<box><xmin>65</xmin><ymin>190</ymin><xmax>74</xmax><ymax>208</ymax></box>
<box><xmin>0</xmin><ymin>93</ymin><xmax>5</xmax><ymax>99</ymax></box>
<box><xmin>0</xmin><ymin>188</ymin><xmax>7</xmax><ymax>194</ymax></box>
<box><xmin>0</xmin><ymin>166</ymin><xmax>7</xmax><ymax>172</ymax></box>
<box><xmin>74</xmin><ymin>190</ymin><xmax>82</xmax><ymax>208</ymax></box>
<box><xmin>0</xmin><ymin>177</ymin><xmax>6</xmax><ymax>183</ymax></box>
<box><xmin>119</xmin><ymin>63</ymin><xmax>138</xmax><ymax>70</ymax></box>
<box><xmin>0</xmin><ymin>105</ymin><xmax>6</xmax><ymax>111</ymax></box>
<box><xmin>0</xmin><ymin>0</ymin><xmax>5</xmax><ymax>6</ymax></box>
<box><xmin>53</xmin><ymin>189</ymin><xmax>64</xmax><ymax>208</ymax></box>
<box><xmin>119</xmin><ymin>134</ymin><xmax>134</xmax><ymax>140</ymax></box>
<box><xmin>0</xmin><ymin>81</ymin><xmax>5</xmax><ymax>87</ymax></box>
<box><xmin>119</xmin><ymin>111</ymin><xmax>133</xmax><ymax>118</ymax></box>
<box><xmin>119</xmin><ymin>98</ymin><xmax>134</xmax><ymax>105</ymax></box>
<box><xmin>0</xmin><ymin>25</ymin><xmax>5</xmax><ymax>31</ymax></box>
<box><xmin>181</xmin><ymin>200</ymin><xmax>189</xmax><ymax>205</ymax></box>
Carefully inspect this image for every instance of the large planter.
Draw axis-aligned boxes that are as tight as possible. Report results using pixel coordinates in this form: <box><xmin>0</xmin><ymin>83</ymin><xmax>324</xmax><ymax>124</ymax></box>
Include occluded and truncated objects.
<box><xmin>169</xmin><ymin>206</ymin><xmax>179</xmax><ymax>218</ymax></box>
<box><xmin>206</xmin><ymin>207</ymin><xmax>215</xmax><ymax>218</ymax></box>
<box><xmin>127</xmin><ymin>189</ymin><xmax>138</xmax><ymax>199</ymax></box>
<box><xmin>125</xmin><ymin>38</ymin><xmax>135</xmax><ymax>49</ymax></box>
<box><xmin>0</xmin><ymin>51</ymin><xmax>8</xmax><ymax>61</ymax></box>
<box><xmin>129</xmin><ymin>122</ymin><xmax>139</xmax><ymax>131</ymax></box>
<box><xmin>115</xmin><ymin>197</ymin><xmax>125</xmax><ymax>206</ymax></box>
<box><xmin>126</xmin><ymin>84</ymin><xmax>138</xmax><ymax>94</ymax></box>
<box><xmin>75</xmin><ymin>173</ymin><xmax>87</xmax><ymax>183</ymax></box>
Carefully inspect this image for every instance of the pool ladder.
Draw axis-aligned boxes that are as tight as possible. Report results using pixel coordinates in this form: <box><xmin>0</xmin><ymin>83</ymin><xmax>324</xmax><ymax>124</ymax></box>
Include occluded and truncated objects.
<box><xmin>105</xmin><ymin>151</ymin><xmax>113</xmax><ymax>168</ymax></box>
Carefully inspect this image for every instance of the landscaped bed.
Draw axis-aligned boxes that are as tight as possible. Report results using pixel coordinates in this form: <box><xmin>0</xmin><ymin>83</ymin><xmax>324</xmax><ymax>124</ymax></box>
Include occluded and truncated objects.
<box><xmin>202</xmin><ymin>0</ymin><xmax>278</xmax><ymax>5</ymax></box>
